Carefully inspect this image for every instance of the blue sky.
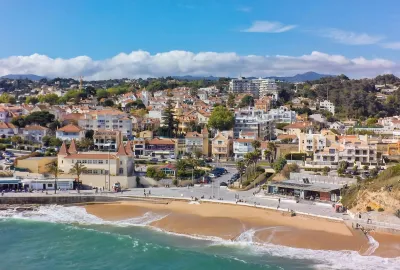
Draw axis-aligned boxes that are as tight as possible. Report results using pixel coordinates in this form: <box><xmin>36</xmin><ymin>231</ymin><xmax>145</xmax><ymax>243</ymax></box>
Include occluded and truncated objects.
<box><xmin>0</xmin><ymin>0</ymin><xmax>399</xmax><ymax>79</ymax></box>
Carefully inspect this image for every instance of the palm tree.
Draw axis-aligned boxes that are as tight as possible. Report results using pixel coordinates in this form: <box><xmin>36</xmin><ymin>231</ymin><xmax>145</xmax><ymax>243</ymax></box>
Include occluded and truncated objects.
<box><xmin>264</xmin><ymin>150</ymin><xmax>272</xmax><ymax>163</ymax></box>
<box><xmin>251</xmin><ymin>140</ymin><xmax>261</xmax><ymax>151</ymax></box>
<box><xmin>69</xmin><ymin>162</ymin><xmax>87</xmax><ymax>193</ymax></box>
<box><xmin>46</xmin><ymin>161</ymin><xmax>61</xmax><ymax>194</ymax></box>
<box><xmin>267</xmin><ymin>142</ymin><xmax>277</xmax><ymax>162</ymax></box>
<box><xmin>252</xmin><ymin>149</ymin><xmax>262</xmax><ymax>173</ymax></box>
<box><xmin>244</xmin><ymin>152</ymin><xmax>253</xmax><ymax>181</ymax></box>
<box><xmin>236</xmin><ymin>160</ymin><xmax>245</xmax><ymax>184</ymax></box>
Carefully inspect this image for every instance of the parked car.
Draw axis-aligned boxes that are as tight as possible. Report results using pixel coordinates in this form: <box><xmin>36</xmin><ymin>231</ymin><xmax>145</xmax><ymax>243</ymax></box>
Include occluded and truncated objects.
<box><xmin>220</xmin><ymin>182</ymin><xmax>228</xmax><ymax>187</ymax></box>
<box><xmin>149</xmin><ymin>157</ymin><xmax>158</xmax><ymax>162</ymax></box>
<box><xmin>215</xmin><ymin>167</ymin><xmax>228</xmax><ymax>174</ymax></box>
<box><xmin>210</xmin><ymin>170</ymin><xmax>221</xmax><ymax>177</ymax></box>
<box><xmin>209</xmin><ymin>173</ymin><xmax>217</xmax><ymax>178</ymax></box>
<box><xmin>201</xmin><ymin>176</ymin><xmax>211</xmax><ymax>183</ymax></box>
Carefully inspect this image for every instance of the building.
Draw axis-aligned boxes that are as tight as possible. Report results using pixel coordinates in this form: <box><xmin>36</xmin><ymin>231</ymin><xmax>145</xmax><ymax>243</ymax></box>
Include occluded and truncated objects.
<box><xmin>132</xmin><ymin>137</ymin><xmax>146</xmax><ymax>156</ymax></box>
<box><xmin>56</xmin><ymin>124</ymin><xmax>86</xmax><ymax>141</ymax></box>
<box><xmin>283</xmin><ymin>122</ymin><xmax>313</xmax><ymax>138</ymax></box>
<box><xmin>145</xmin><ymin>138</ymin><xmax>175</xmax><ymax>157</ymax></box>
<box><xmin>298</xmin><ymin>130</ymin><xmax>336</xmax><ymax>154</ymax></box>
<box><xmin>229</xmin><ymin>78</ymin><xmax>278</xmax><ymax>99</ymax></box>
<box><xmin>57</xmin><ymin>140</ymin><xmax>135</xmax><ymax>188</ymax></box>
<box><xmin>22</xmin><ymin>178</ymin><xmax>74</xmax><ymax>190</ymax></box>
<box><xmin>77</xmin><ymin>109</ymin><xmax>132</xmax><ymax>138</ymax></box>
<box><xmin>93</xmin><ymin>130</ymin><xmax>122</xmax><ymax>150</ymax></box>
<box><xmin>184</xmin><ymin>127</ymin><xmax>210</xmax><ymax>156</ymax></box>
<box><xmin>0</xmin><ymin>122</ymin><xmax>18</xmax><ymax>138</ymax></box>
<box><xmin>266</xmin><ymin>106</ymin><xmax>296</xmax><ymax>123</ymax></box>
<box><xmin>234</xmin><ymin>109</ymin><xmax>274</xmax><ymax>140</ymax></box>
<box><xmin>22</xmin><ymin>125</ymin><xmax>49</xmax><ymax>143</ymax></box>
<box><xmin>16</xmin><ymin>156</ymin><xmax>57</xmax><ymax>173</ymax></box>
<box><xmin>254</xmin><ymin>97</ymin><xmax>272</xmax><ymax>112</ymax></box>
<box><xmin>233</xmin><ymin>138</ymin><xmax>254</xmax><ymax>160</ymax></box>
<box><xmin>211</xmin><ymin>131</ymin><xmax>233</xmax><ymax>161</ymax></box>
<box><xmin>319</xmin><ymin>100</ymin><xmax>335</xmax><ymax>115</ymax></box>
<box><xmin>159</xmin><ymin>164</ymin><xmax>176</xmax><ymax>177</ymax></box>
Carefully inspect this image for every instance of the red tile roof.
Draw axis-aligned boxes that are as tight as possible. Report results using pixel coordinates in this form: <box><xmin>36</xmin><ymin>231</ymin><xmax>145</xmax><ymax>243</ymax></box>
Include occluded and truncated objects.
<box><xmin>58</xmin><ymin>124</ymin><xmax>82</xmax><ymax>132</ymax></box>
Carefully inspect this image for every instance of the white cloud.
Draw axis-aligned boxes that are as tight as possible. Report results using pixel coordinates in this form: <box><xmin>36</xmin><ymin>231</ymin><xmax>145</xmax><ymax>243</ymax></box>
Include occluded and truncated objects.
<box><xmin>237</xmin><ymin>6</ymin><xmax>252</xmax><ymax>12</ymax></box>
<box><xmin>0</xmin><ymin>50</ymin><xmax>397</xmax><ymax>80</ymax></box>
<box><xmin>381</xmin><ymin>42</ymin><xmax>400</xmax><ymax>50</ymax></box>
<box><xmin>322</xmin><ymin>28</ymin><xmax>384</xmax><ymax>45</ymax></box>
<box><xmin>242</xmin><ymin>21</ymin><xmax>297</xmax><ymax>33</ymax></box>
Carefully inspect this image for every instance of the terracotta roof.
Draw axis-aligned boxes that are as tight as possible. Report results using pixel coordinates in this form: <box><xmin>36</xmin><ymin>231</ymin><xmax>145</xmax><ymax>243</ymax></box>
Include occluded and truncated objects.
<box><xmin>58</xmin><ymin>124</ymin><xmax>82</xmax><ymax>132</ymax></box>
<box><xmin>68</xmin><ymin>140</ymin><xmax>78</xmax><ymax>154</ymax></box>
<box><xmin>185</xmin><ymin>132</ymin><xmax>202</xmax><ymax>138</ymax></box>
<box><xmin>0</xmin><ymin>122</ymin><xmax>16</xmax><ymax>129</ymax></box>
<box><xmin>277</xmin><ymin>134</ymin><xmax>297</xmax><ymax>140</ymax></box>
<box><xmin>147</xmin><ymin>138</ymin><xmax>175</xmax><ymax>145</ymax></box>
<box><xmin>125</xmin><ymin>141</ymin><xmax>133</xmax><ymax>155</ymax></box>
<box><xmin>59</xmin><ymin>141</ymin><xmax>69</xmax><ymax>155</ymax></box>
<box><xmin>116</xmin><ymin>143</ymin><xmax>128</xmax><ymax>156</ymax></box>
<box><xmin>24</xmin><ymin>125</ymin><xmax>48</xmax><ymax>131</ymax></box>
<box><xmin>283</xmin><ymin>122</ymin><xmax>313</xmax><ymax>130</ymax></box>
<box><xmin>63</xmin><ymin>113</ymin><xmax>84</xmax><ymax>121</ymax></box>
<box><xmin>64</xmin><ymin>153</ymin><xmax>117</xmax><ymax>160</ymax></box>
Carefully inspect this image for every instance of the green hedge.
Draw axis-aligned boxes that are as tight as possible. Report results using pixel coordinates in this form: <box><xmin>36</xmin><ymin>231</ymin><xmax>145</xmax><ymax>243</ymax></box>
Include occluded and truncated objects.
<box><xmin>304</xmin><ymin>168</ymin><xmax>323</xmax><ymax>172</ymax></box>
<box><xmin>284</xmin><ymin>153</ymin><xmax>306</xmax><ymax>160</ymax></box>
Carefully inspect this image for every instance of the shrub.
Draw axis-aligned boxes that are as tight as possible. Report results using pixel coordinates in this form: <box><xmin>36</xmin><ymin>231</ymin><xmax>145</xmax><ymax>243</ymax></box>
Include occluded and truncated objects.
<box><xmin>256</xmin><ymin>166</ymin><xmax>265</xmax><ymax>173</ymax></box>
<box><xmin>366</xmin><ymin>206</ymin><xmax>372</xmax><ymax>212</ymax></box>
<box><xmin>395</xmin><ymin>209</ymin><xmax>400</xmax><ymax>219</ymax></box>
<box><xmin>378</xmin><ymin>207</ymin><xmax>384</xmax><ymax>212</ymax></box>
<box><xmin>284</xmin><ymin>153</ymin><xmax>306</xmax><ymax>160</ymax></box>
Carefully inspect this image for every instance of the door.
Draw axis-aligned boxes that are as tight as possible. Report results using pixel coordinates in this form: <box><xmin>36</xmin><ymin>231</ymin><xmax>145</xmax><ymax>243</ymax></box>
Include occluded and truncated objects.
<box><xmin>43</xmin><ymin>184</ymin><xmax>46</xmax><ymax>190</ymax></box>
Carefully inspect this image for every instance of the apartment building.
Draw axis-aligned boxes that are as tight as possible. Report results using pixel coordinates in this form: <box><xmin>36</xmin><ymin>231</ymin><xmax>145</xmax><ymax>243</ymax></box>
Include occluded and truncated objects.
<box><xmin>298</xmin><ymin>130</ymin><xmax>337</xmax><ymax>153</ymax></box>
<box><xmin>319</xmin><ymin>100</ymin><xmax>335</xmax><ymax>115</ymax></box>
<box><xmin>77</xmin><ymin>109</ymin><xmax>132</xmax><ymax>138</ymax></box>
<box><xmin>229</xmin><ymin>78</ymin><xmax>279</xmax><ymax>99</ymax></box>
<box><xmin>0</xmin><ymin>122</ymin><xmax>18</xmax><ymax>138</ymax></box>
<box><xmin>313</xmin><ymin>136</ymin><xmax>378</xmax><ymax>165</ymax></box>
<box><xmin>254</xmin><ymin>97</ymin><xmax>272</xmax><ymax>112</ymax></box>
<box><xmin>266</xmin><ymin>106</ymin><xmax>297</xmax><ymax>123</ymax></box>
<box><xmin>233</xmin><ymin>138</ymin><xmax>255</xmax><ymax>160</ymax></box>
<box><xmin>234</xmin><ymin>109</ymin><xmax>275</xmax><ymax>140</ymax></box>
<box><xmin>211</xmin><ymin>131</ymin><xmax>233</xmax><ymax>161</ymax></box>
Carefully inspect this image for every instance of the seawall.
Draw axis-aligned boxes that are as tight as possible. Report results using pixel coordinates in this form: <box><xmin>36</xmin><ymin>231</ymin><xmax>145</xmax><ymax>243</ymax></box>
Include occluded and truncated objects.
<box><xmin>0</xmin><ymin>195</ymin><xmax>120</xmax><ymax>205</ymax></box>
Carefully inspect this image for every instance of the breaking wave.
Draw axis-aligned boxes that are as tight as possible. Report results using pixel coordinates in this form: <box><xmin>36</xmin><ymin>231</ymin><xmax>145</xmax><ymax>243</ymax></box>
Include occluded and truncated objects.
<box><xmin>0</xmin><ymin>205</ymin><xmax>399</xmax><ymax>270</ymax></box>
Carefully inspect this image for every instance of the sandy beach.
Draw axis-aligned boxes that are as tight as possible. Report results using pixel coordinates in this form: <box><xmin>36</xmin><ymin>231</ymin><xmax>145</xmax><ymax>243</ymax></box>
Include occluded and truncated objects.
<box><xmin>85</xmin><ymin>200</ymin><xmax>400</xmax><ymax>258</ymax></box>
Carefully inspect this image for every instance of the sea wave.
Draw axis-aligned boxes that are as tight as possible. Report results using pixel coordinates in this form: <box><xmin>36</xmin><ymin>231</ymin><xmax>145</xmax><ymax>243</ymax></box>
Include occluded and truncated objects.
<box><xmin>0</xmin><ymin>205</ymin><xmax>399</xmax><ymax>270</ymax></box>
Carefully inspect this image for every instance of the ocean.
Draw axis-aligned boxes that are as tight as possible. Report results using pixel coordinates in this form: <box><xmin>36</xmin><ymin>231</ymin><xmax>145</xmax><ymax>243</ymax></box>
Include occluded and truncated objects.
<box><xmin>0</xmin><ymin>205</ymin><xmax>399</xmax><ymax>270</ymax></box>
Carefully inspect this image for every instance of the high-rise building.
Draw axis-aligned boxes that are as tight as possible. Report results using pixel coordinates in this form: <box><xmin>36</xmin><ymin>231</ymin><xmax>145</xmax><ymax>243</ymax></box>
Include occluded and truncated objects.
<box><xmin>229</xmin><ymin>78</ymin><xmax>278</xmax><ymax>99</ymax></box>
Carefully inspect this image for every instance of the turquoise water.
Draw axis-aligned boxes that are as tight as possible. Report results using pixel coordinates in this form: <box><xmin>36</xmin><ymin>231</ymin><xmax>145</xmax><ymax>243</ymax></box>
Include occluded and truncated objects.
<box><xmin>0</xmin><ymin>206</ymin><xmax>399</xmax><ymax>270</ymax></box>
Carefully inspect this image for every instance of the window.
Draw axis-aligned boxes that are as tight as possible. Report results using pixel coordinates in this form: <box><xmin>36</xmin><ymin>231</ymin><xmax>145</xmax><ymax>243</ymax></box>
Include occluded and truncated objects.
<box><xmin>93</xmin><ymin>160</ymin><xmax>98</xmax><ymax>164</ymax></box>
<box><xmin>119</xmin><ymin>168</ymin><xmax>124</xmax><ymax>174</ymax></box>
<box><xmin>105</xmin><ymin>160</ymin><xmax>108</xmax><ymax>164</ymax></box>
<box><xmin>88</xmin><ymin>160</ymin><xmax>92</xmax><ymax>164</ymax></box>
<box><xmin>48</xmin><ymin>184</ymin><xmax>53</xmax><ymax>187</ymax></box>
<box><xmin>120</xmin><ymin>161</ymin><xmax>122</xmax><ymax>165</ymax></box>
<box><xmin>99</xmin><ymin>160</ymin><xmax>104</xmax><ymax>164</ymax></box>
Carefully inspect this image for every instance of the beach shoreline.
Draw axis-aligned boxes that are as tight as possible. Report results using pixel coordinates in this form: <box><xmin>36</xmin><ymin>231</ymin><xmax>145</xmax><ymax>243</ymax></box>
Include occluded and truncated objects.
<box><xmin>85</xmin><ymin>200</ymin><xmax>400</xmax><ymax>258</ymax></box>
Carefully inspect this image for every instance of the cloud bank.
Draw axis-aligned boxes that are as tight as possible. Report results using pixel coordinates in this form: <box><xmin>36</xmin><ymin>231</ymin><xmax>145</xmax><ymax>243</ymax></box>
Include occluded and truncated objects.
<box><xmin>321</xmin><ymin>29</ymin><xmax>384</xmax><ymax>45</ymax></box>
<box><xmin>0</xmin><ymin>50</ymin><xmax>397</xmax><ymax>80</ymax></box>
<box><xmin>242</xmin><ymin>21</ymin><xmax>297</xmax><ymax>33</ymax></box>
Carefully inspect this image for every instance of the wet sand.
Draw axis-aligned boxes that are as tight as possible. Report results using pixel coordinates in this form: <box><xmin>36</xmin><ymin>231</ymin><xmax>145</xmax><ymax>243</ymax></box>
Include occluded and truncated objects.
<box><xmin>85</xmin><ymin>201</ymin><xmax>400</xmax><ymax>258</ymax></box>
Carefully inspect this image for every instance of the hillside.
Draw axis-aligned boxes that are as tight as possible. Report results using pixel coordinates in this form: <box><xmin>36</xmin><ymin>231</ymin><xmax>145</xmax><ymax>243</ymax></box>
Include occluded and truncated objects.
<box><xmin>1</xmin><ymin>74</ymin><xmax>46</xmax><ymax>80</ymax></box>
<box><xmin>266</xmin><ymin>71</ymin><xmax>333</xmax><ymax>82</ymax></box>
<box><xmin>342</xmin><ymin>165</ymin><xmax>400</xmax><ymax>214</ymax></box>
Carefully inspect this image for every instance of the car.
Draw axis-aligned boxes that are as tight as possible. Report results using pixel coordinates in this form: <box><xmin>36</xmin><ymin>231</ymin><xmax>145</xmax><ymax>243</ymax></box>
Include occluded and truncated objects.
<box><xmin>215</xmin><ymin>167</ymin><xmax>228</xmax><ymax>174</ymax></box>
<box><xmin>209</xmin><ymin>173</ymin><xmax>217</xmax><ymax>178</ymax></box>
<box><xmin>210</xmin><ymin>170</ymin><xmax>222</xmax><ymax>177</ymax></box>
<box><xmin>220</xmin><ymin>182</ymin><xmax>228</xmax><ymax>187</ymax></box>
<box><xmin>149</xmin><ymin>157</ymin><xmax>158</xmax><ymax>162</ymax></box>
<box><xmin>201</xmin><ymin>176</ymin><xmax>211</xmax><ymax>183</ymax></box>
<box><xmin>204</xmin><ymin>157</ymin><xmax>213</xmax><ymax>163</ymax></box>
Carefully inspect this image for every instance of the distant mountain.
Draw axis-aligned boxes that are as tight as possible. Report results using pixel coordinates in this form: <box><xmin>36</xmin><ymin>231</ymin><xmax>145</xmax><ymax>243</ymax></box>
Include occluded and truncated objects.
<box><xmin>0</xmin><ymin>74</ymin><xmax>47</xmax><ymax>80</ymax></box>
<box><xmin>265</xmin><ymin>72</ymin><xmax>334</xmax><ymax>82</ymax></box>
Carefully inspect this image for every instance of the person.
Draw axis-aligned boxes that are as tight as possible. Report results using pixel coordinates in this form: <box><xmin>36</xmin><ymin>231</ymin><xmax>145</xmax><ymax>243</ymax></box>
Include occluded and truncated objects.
<box><xmin>278</xmin><ymin>198</ymin><xmax>281</xmax><ymax>203</ymax></box>
<box><xmin>149</xmin><ymin>190</ymin><xmax>151</xmax><ymax>195</ymax></box>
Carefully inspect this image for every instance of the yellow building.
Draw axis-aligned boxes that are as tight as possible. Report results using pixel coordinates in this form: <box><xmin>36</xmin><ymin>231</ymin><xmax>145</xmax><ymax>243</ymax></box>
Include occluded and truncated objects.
<box><xmin>16</xmin><ymin>156</ymin><xmax>57</xmax><ymax>173</ymax></box>
<box><xmin>211</xmin><ymin>131</ymin><xmax>233</xmax><ymax>161</ymax></box>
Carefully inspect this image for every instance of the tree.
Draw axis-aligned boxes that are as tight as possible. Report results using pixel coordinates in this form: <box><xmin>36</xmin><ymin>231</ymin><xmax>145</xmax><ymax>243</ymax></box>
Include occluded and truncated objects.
<box><xmin>194</xmin><ymin>149</ymin><xmax>203</xmax><ymax>159</ymax></box>
<box><xmin>10</xmin><ymin>135</ymin><xmax>22</xmax><ymax>147</ymax></box>
<box><xmin>208</xmin><ymin>105</ymin><xmax>235</xmax><ymax>131</ymax></box>
<box><xmin>251</xmin><ymin>140</ymin><xmax>261</xmax><ymax>150</ymax></box>
<box><xmin>25</xmin><ymin>111</ymin><xmax>55</xmax><ymax>126</ymax></box>
<box><xmin>49</xmin><ymin>137</ymin><xmax>63</xmax><ymax>147</ymax></box>
<box><xmin>85</xmin><ymin>130</ymin><xmax>94</xmax><ymax>139</ymax></box>
<box><xmin>146</xmin><ymin>167</ymin><xmax>157</xmax><ymax>178</ymax></box>
<box><xmin>96</xmin><ymin>89</ymin><xmax>109</xmax><ymax>100</ymax></box>
<box><xmin>38</xmin><ymin>93</ymin><xmax>60</xmax><ymax>105</ymax></box>
<box><xmin>236</xmin><ymin>160</ymin><xmax>245</xmax><ymax>184</ymax></box>
<box><xmin>239</xmin><ymin>95</ymin><xmax>254</xmax><ymax>107</ymax></box>
<box><xmin>267</xmin><ymin>142</ymin><xmax>277</xmax><ymax>162</ymax></box>
<box><xmin>273</xmin><ymin>157</ymin><xmax>287</xmax><ymax>173</ymax></box>
<box><xmin>162</xmin><ymin>100</ymin><xmax>178</xmax><ymax>138</ymax></box>
<box><xmin>154</xmin><ymin>171</ymin><xmax>166</xmax><ymax>181</ymax></box>
<box><xmin>227</xmin><ymin>93</ymin><xmax>235</xmax><ymax>108</ymax></box>
<box><xmin>11</xmin><ymin>116</ymin><xmax>26</xmax><ymax>128</ymax></box>
<box><xmin>103</xmin><ymin>99</ymin><xmax>114</xmax><ymax>107</ymax></box>
<box><xmin>0</xmin><ymin>93</ymin><xmax>16</xmax><ymax>104</ymax></box>
<box><xmin>42</xmin><ymin>136</ymin><xmax>52</xmax><ymax>147</ymax></box>
<box><xmin>281</xmin><ymin>163</ymin><xmax>300</xmax><ymax>179</ymax></box>
<box><xmin>46</xmin><ymin>161</ymin><xmax>62</xmax><ymax>194</ymax></box>
<box><xmin>322</xmin><ymin>166</ymin><xmax>330</xmax><ymax>176</ymax></box>
<box><xmin>264</xmin><ymin>150</ymin><xmax>272</xmax><ymax>163</ymax></box>
<box><xmin>25</xmin><ymin>96</ymin><xmax>39</xmax><ymax>105</ymax></box>
<box><xmin>77</xmin><ymin>138</ymin><xmax>94</xmax><ymax>150</ymax></box>
<box><xmin>69</xmin><ymin>162</ymin><xmax>87</xmax><ymax>193</ymax></box>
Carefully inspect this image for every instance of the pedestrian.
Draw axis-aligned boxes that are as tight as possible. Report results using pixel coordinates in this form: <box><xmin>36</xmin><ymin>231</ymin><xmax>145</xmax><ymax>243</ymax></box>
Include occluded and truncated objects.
<box><xmin>278</xmin><ymin>198</ymin><xmax>281</xmax><ymax>203</ymax></box>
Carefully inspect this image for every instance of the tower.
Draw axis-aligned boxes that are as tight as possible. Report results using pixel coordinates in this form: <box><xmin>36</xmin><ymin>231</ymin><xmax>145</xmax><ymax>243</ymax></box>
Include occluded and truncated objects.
<box><xmin>79</xmin><ymin>76</ymin><xmax>84</xmax><ymax>90</ymax></box>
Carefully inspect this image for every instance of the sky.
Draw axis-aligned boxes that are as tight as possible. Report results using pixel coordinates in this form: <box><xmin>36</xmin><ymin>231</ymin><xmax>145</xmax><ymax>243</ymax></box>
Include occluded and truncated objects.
<box><xmin>1</xmin><ymin>0</ymin><xmax>400</xmax><ymax>79</ymax></box>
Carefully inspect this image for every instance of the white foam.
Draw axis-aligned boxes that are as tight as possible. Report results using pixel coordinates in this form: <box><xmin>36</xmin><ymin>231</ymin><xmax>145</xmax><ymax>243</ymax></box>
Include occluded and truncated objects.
<box><xmin>364</xmin><ymin>235</ymin><xmax>380</xmax><ymax>256</ymax></box>
<box><xmin>1</xmin><ymin>206</ymin><xmax>399</xmax><ymax>270</ymax></box>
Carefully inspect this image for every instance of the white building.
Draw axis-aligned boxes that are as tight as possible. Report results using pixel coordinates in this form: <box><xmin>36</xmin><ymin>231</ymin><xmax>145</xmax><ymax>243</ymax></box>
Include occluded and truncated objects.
<box><xmin>265</xmin><ymin>106</ymin><xmax>296</xmax><ymax>123</ymax></box>
<box><xmin>233</xmin><ymin>139</ymin><xmax>254</xmax><ymax>160</ymax></box>
<box><xmin>229</xmin><ymin>78</ymin><xmax>278</xmax><ymax>99</ymax></box>
<box><xmin>234</xmin><ymin>109</ymin><xmax>274</xmax><ymax>140</ymax></box>
<box><xmin>22</xmin><ymin>125</ymin><xmax>49</xmax><ymax>143</ymax></box>
<box><xmin>78</xmin><ymin>109</ymin><xmax>132</xmax><ymax>138</ymax></box>
<box><xmin>319</xmin><ymin>100</ymin><xmax>335</xmax><ymax>115</ymax></box>
<box><xmin>56</xmin><ymin>124</ymin><xmax>86</xmax><ymax>141</ymax></box>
